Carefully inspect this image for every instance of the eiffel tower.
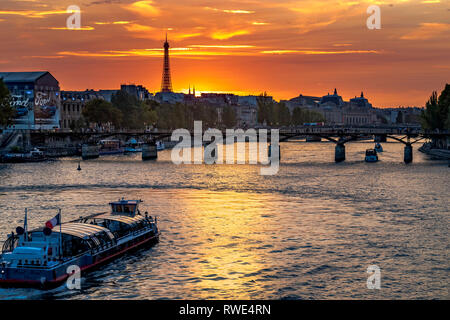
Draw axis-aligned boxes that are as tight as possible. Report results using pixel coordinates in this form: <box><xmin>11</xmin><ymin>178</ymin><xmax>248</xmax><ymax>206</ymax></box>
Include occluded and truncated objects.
<box><xmin>160</xmin><ymin>33</ymin><xmax>173</xmax><ymax>92</ymax></box>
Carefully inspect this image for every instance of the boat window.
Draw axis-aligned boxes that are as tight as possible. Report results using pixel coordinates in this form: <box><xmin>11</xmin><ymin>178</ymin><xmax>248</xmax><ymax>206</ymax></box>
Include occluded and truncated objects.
<box><xmin>112</xmin><ymin>204</ymin><xmax>123</xmax><ymax>213</ymax></box>
<box><xmin>86</xmin><ymin>238</ymin><xmax>95</xmax><ymax>248</ymax></box>
<box><xmin>90</xmin><ymin>236</ymin><xmax>101</xmax><ymax>247</ymax></box>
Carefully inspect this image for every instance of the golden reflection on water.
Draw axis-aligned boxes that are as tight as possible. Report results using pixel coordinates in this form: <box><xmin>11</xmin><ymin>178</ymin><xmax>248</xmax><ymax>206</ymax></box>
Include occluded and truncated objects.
<box><xmin>176</xmin><ymin>190</ymin><xmax>274</xmax><ymax>299</ymax></box>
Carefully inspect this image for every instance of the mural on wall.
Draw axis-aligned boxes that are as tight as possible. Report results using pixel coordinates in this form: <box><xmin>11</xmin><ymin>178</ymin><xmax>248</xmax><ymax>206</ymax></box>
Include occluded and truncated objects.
<box><xmin>34</xmin><ymin>91</ymin><xmax>59</xmax><ymax>128</ymax></box>
<box><xmin>10</xmin><ymin>89</ymin><xmax>35</xmax><ymax>128</ymax></box>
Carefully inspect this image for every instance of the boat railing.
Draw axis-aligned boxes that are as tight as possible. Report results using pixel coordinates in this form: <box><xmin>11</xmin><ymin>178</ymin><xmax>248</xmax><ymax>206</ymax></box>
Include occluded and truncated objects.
<box><xmin>1</xmin><ymin>234</ymin><xmax>19</xmax><ymax>254</ymax></box>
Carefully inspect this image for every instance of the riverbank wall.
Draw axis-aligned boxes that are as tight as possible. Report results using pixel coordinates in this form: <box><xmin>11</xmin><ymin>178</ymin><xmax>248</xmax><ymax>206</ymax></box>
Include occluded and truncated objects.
<box><xmin>419</xmin><ymin>142</ymin><xmax>450</xmax><ymax>160</ymax></box>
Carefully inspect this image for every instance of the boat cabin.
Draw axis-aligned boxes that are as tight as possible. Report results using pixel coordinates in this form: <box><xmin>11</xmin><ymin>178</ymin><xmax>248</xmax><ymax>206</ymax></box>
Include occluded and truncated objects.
<box><xmin>109</xmin><ymin>199</ymin><xmax>142</xmax><ymax>216</ymax></box>
<box><xmin>1</xmin><ymin>223</ymin><xmax>116</xmax><ymax>266</ymax></box>
<box><xmin>99</xmin><ymin>140</ymin><xmax>120</xmax><ymax>151</ymax></box>
<box><xmin>365</xmin><ymin>149</ymin><xmax>377</xmax><ymax>157</ymax></box>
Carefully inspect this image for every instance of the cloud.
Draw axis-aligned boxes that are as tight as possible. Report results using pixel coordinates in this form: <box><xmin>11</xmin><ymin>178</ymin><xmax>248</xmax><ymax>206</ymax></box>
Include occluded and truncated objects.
<box><xmin>188</xmin><ymin>45</ymin><xmax>255</xmax><ymax>49</ymax></box>
<box><xmin>173</xmin><ymin>33</ymin><xmax>203</xmax><ymax>40</ymax></box>
<box><xmin>0</xmin><ymin>9</ymin><xmax>67</xmax><ymax>18</ymax></box>
<box><xmin>56</xmin><ymin>46</ymin><xmax>258</xmax><ymax>59</ymax></box>
<box><xmin>211</xmin><ymin>30</ymin><xmax>250</xmax><ymax>40</ymax></box>
<box><xmin>87</xmin><ymin>0</ymin><xmax>126</xmax><ymax>6</ymax></box>
<box><xmin>94</xmin><ymin>21</ymin><xmax>131</xmax><ymax>25</ymax></box>
<box><xmin>125</xmin><ymin>1</ymin><xmax>160</xmax><ymax>17</ymax></box>
<box><xmin>204</xmin><ymin>7</ymin><xmax>254</xmax><ymax>14</ymax></box>
<box><xmin>400</xmin><ymin>23</ymin><xmax>450</xmax><ymax>40</ymax></box>
<box><xmin>261</xmin><ymin>49</ymin><xmax>380</xmax><ymax>55</ymax></box>
<box><xmin>124</xmin><ymin>23</ymin><xmax>155</xmax><ymax>32</ymax></box>
<box><xmin>45</xmin><ymin>26</ymin><xmax>95</xmax><ymax>31</ymax></box>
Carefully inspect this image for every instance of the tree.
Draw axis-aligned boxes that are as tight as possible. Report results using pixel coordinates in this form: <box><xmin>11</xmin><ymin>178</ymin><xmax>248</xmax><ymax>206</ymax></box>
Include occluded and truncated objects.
<box><xmin>0</xmin><ymin>78</ymin><xmax>15</xmax><ymax>127</ymax></box>
<box><xmin>257</xmin><ymin>92</ymin><xmax>275</xmax><ymax>125</ymax></box>
<box><xmin>291</xmin><ymin>107</ymin><xmax>324</xmax><ymax>125</ymax></box>
<box><xmin>292</xmin><ymin>107</ymin><xmax>304</xmax><ymax>125</ymax></box>
<box><xmin>222</xmin><ymin>105</ymin><xmax>237</xmax><ymax>128</ymax></box>
<box><xmin>396</xmin><ymin>111</ymin><xmax>403</xmax><ymax>124</ymax></box>
<box><xmin>141</xmin><ymin>102</ymin><xmax>158</xmax><ymax>128</ymax></box>
<box><xmin>111</xmin><ymin>90</ymin><xmax>141</xmax><ymax>129</ymax></box>
<box><xmin>421</xmin><ymin>84</ymin><xmax>450</xmax><ymax>130</ymax></box>
<box><xmin>277</xmin><ymin>102</ymin><xmax>291</xmax><ymax>126</ymax></box>
<box><xmin>446</xmin><ymin>110</ymin><xmax>450</xmax><ymax>130</ymax></box>
<box><xmin>82</xmin><ymin>99</ymin><xmax>122</xmax><ymax>128</ymax></box>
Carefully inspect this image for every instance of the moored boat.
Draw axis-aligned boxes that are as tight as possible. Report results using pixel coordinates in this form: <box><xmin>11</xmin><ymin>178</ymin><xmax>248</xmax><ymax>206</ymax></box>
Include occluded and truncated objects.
<box><xmin>98</xmin><ymin>140</ymin><xmax>124</xmax><ymax>155</ymax></box>
<box><xmin>124</xmin><ymin>138</ymin><xmax>142</xmax><ymax>153</ymax></box>
<box><xmin>0</xmin><ymin>199</ymin><xmax>159</xmax><ymax>289</ymax></box>
<box><xmin>1</xmin><ymin>148</ymin><xmax>47</xmax><ymax>163</ymax></box>
<box><xmin>365</xmin><ymin>149</ymin><xmax>379</xmax><ymax>162</ymax></box>
<box><xmin>156</xmin><ymin>141</ymin><xmax>165</xmax><ymax>151</ymax></box>
<box><xmin>374</xmin><ymin>143</ymin><xmax>383</xmax><ymax>153</ymax></box>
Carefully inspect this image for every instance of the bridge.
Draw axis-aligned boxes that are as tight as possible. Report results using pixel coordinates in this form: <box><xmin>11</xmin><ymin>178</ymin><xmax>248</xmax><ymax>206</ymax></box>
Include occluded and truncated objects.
<box><xmin>22</xmin><ymin>125</ymin><xmax>450</xmax><ymax>163</ymax></box>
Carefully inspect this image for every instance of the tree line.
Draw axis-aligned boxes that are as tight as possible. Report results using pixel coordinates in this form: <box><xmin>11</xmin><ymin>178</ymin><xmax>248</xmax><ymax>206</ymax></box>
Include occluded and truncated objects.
<box><xmin>257</xmin><ymin>92</ymin><xmax>325</xmax><ymax>126</ymax></box>
<box><xmin>421</xmin><ymin>84</ymin><xmax>450</xmax><ymax>131</ymax></box>
<box><xmin>3</xmin><ymin>82</ymin><xmax>448</xmax><ymax>131</ymax></box>
<box><xmin>82</xmin><ymin>94</ymin><xmax>238</xmax><ymax>131</ymax></box>
<box><xmin>0</xmin><ymin>79</ymin><xmax>15</xmax><ymax>127</ymax></box>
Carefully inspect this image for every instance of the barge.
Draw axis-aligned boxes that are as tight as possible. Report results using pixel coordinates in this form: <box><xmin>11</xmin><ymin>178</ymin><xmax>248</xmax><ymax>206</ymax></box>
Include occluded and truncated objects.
<box><xmin>0</xmin><ymin>199</ymin><xmax>159</xmax><ymax>289</ymax></box>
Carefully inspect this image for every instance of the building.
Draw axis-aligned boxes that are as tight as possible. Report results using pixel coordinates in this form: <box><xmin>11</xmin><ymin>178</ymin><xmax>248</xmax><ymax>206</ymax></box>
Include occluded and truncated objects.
<box><xmin>155</xmin><ymin>91</ymin><xmax>185</xmax><ymax>104</ymax></box>
<box><xmin>234</xmin><ymin>105</ymin><xmax>257</xmax><ymax>127</ymax></box>
<box><xmin>319</xmin><ymin>88</ymin><xmax>344</xmax><ymax>107</ymax></box>
<box><xmin>120</xmin><ymin>84</ymin><xmax>152</xmax><ymax>101</ymax></box>
<box><xmin>342</xmin><ymin>105</ymin><xmax>377</xmax><ymax>125</ymax></box>
<box><xmin>98</xmin><ymin>90</ymin><xmax>119</xmax><ymax>102</ymax></box>
<box><xmin>199</xmin><ymin>93</ymin><xmax>238</xmax><ymax>106</ymax></box>
<box><xmin>60</xmin><ymin>90</ymin><xmax>105</xmax><ymax>130</ymax></box>
<box><xmin>283</xmin><ymin>94</ymin><xmax>320</xmax><ymax>112</ymax></box>
<box><xmin>349</xmin><ymin>92</ymin><xmax>373</xmax><ymax>108</ymax></box>
<box><xmin>0</xmin><ymin>71</ymin><xmax>61</xmax><ymax>130</ymax></box>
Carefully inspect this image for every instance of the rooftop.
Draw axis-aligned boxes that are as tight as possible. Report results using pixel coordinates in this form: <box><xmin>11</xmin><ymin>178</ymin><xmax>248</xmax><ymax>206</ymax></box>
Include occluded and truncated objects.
<box><xmin>0</xmin><ymin>71</ymin><xmax>49</xmax><ymax>83</ymax></box>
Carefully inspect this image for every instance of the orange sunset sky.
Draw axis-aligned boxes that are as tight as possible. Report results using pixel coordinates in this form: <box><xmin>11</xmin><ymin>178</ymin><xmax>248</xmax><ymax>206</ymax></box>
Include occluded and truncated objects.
<box><xmin>0</xmin><ymin>0</ymin><xmax>449</xmax><ymax>107</ymax></box>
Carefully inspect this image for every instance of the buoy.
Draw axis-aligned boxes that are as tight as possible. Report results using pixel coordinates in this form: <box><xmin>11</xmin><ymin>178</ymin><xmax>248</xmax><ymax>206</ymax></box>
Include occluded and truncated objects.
<box><xmin>77</xmin><ymin>162</ymin><xmax>82</xmax><ymax>171</ymax></box>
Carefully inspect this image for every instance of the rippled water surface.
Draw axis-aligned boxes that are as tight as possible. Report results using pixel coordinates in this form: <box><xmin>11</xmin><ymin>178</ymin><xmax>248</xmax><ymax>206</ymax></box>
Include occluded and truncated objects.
<box><xmin>0</xmin><ymin>141</ymin><xmax>448</xmax><ymax>299</ymax></box>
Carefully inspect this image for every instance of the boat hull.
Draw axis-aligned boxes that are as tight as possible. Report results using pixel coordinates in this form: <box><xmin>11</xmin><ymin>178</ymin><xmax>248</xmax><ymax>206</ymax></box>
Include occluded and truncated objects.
<box><xmin>0</xmin><ymin>231</ymin><xmax>159</xmax><ymax>289</ymax></box>
<box><xmin>365</xmin><ymin>156</ymin><xmax>378</xmax><ymax>162</ymax></box>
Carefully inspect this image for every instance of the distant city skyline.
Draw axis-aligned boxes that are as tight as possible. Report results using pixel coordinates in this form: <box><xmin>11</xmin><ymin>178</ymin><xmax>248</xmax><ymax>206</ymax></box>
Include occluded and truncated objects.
<box><xmin>0</xmin><ymin>0</ymin><xmax>449</xmax><ymax>107</ymax></box>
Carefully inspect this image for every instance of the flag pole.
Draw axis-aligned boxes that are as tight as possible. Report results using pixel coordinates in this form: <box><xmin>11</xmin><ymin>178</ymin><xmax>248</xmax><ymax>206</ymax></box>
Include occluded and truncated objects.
<box><xmin>59</xmin><ymin>208</ymin><xmax>62</xmax><ymax>260</ymax></box>
<box><xmin>24</xmin><ymin>208</ymin><xmax>28</xmax><ymax>242</ymax></box>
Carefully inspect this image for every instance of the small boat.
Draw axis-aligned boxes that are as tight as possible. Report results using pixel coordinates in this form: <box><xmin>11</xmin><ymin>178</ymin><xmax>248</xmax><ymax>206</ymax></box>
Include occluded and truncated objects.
<box><xmin>124</xmin><ymin>138</ymin><xmax>142</xmax><ymax>153</ymax></box>
<box><xmin>365</xmin><ymin>149</ymin><xmax>379</xmax><ymax>162</ymax></box>
<box><xmin>98</xmin><ymin>140</ymin><xmax>124</xmax><ymax>155</ymax></box>
<box><xmin>374</xmin><ymin>143</ymin><xmax>383</xmax><ymax>153</ymax></box>
<box><xmin>0</xmin><ymin>199</ymin><xmax>159</xmax><ymax>289</ymax></box>
<box><xmin>156</xmin><ymin>141</ymin><xmax>165</xmax><ymax>151</ymax></box>
<box><xmin>1</xmin><ymin>148</ymin><xmax>47</xmax><ymax>163</ymax></box>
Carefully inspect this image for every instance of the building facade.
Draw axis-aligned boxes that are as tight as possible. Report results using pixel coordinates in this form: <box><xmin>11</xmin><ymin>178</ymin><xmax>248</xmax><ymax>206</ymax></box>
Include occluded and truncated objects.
<box><xmin>60</xmin><ymin>90</ymin><xmax>105</xmax><ymax>130</ymax></box>
<box><xmin>0</xmin><ymin>71</ymin><xmax>61</xmax><ymax>130</ymax></box>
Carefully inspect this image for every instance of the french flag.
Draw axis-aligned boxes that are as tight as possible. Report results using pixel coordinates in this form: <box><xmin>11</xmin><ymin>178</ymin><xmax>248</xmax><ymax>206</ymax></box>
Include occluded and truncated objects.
<box><xmin>45</xmin><ymin>213</ymin><xmax>61</xmax><ymax>229</ymax></box>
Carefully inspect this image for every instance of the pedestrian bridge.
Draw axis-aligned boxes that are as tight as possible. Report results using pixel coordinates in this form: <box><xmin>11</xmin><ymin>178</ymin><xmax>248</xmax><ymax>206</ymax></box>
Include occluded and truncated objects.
<box><xmin>28</xmin><ymin>125</ymin><xmax>449</xmax><ymax>164</ymax></box>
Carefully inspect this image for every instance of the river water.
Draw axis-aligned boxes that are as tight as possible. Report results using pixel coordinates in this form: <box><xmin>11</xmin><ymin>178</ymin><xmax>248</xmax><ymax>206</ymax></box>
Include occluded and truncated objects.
<box><xmin>0</xmin><ymin>141</ymin><xmax>448</xmax><ymax>299</ymax></box>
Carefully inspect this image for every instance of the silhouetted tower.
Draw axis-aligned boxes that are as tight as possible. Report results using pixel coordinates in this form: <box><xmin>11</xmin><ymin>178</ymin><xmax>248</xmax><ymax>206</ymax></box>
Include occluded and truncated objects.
<box><xmin>161</xmin><ymin>33</ymin><xmax>173</xmax><ymax>92</ymax></box>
